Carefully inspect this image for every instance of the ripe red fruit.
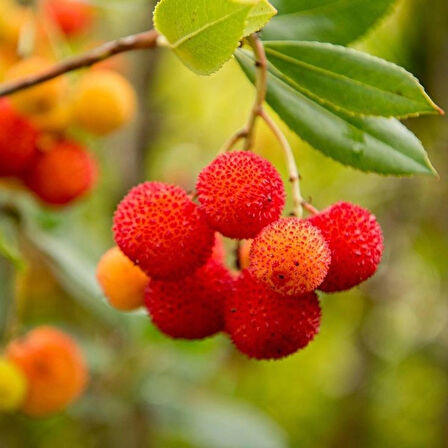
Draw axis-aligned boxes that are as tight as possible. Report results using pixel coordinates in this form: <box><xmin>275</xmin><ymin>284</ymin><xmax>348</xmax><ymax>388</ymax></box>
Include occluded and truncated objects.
<box><xmin>226</xmin><ymin>270</ymin><xmax>321</xmax><ymax>360</ymax></box>
<box><xmin>0</xmin><ymin>98</ymin><xmax>38</xmax><ymax>177</ymax></box>
<box><xmin>145</xmin><ymin>259</ymin><xmax>234</xmax><ymax>339</ymax></box>
<box><xmin>196</xmin><ymin>151</ymin><xmax>285</xmax><ymax>239</ymax></box>
<box><xmin>43</xmin><ymin>0</ymin><xmax>94</xmax><ymax>37</ymax></box>
<box><xmin>308</xmin><ymin>202</ymin><xmax>384</xmax><ymax>292</ymax></box>
<box><xmin>249</xmin><ymin>218</ymin><xmax>331</xmax><ymax>296</ymax></box>
<box><xmin>24</xmin><ymin>140</ymin><xmax>97</xmax><ymax>206</ymax></box>
<box><xmin>113</xmin><ymin>182</ymin><xmax>215</xmax><ymax>280</ymax></box>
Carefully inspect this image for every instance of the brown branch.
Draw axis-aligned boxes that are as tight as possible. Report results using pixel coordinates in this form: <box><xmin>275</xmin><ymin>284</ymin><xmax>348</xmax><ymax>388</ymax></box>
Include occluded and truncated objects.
<box><xmin>0</xmin><ymin>29</ymin><xmax>160</xmax><ymax>97</ymax></box>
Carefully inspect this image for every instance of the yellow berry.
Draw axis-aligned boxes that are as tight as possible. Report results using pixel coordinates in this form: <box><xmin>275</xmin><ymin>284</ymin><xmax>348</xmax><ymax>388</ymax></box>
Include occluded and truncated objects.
<box><xmin>0</xmin><ymin>358</ymin><xmax>27</xmax><ymax>413</ymax></box>
<box><xmin>96</xmin><ymin>246</ymin><xmax>149</xmax><ymax>311</ymax></box>
<box><xmin>73</xmin><ymin>69</ymin><xmax>136</xmax><ymax>135</ymax></box>
<box><xmin>6</xmin><ymin>57</ymin><xmax>67</xmax><ymax>117</ymax></box>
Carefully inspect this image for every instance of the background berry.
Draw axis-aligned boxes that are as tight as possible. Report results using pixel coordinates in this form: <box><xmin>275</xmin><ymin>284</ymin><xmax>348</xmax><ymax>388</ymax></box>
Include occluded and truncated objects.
<box><xmin>0</xmin><ymin>98</ymin><xmax>38</xmax><ymax>177</ymax></box>
<box><xmin>226</xmin><ymin>270</ymin><xmax>321</xmax><ymax>360</ymax></box>
<box><xmin>308</xmin><ymin>202</ymin><xmax>384</xmax><ymax>292</ymax></box>
<box><xmin>0</xmin><ymin>358</ymin><xmax>27</xmax><ymax>413</ymax></box>
<box><xmin>6</xmin><ymin>327</ymin><xmax>88</xmax><ymax>417</ymax></box>
<box><xmin>197</xmin><ymin>151</ymin><xmax>286</xmax><ymax>239</ymax></box>
<box><xmin>249</xmin><ymin>218</ymin><xmax>331</xmax><ymax>296</ymax></box>
<box><xmin>24</xmin><ymin>140</ymin><xmax>97</xmax><ymax>206</ymax></box>
<box><xmin>113</xmin><ymin>182</ymin><xmax>215</xmax><ymax>280</ymax></box>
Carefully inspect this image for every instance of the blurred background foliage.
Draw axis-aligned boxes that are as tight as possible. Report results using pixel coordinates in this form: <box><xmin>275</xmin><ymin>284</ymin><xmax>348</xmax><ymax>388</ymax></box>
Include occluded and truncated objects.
<box><xmin>0</xmin><ymin>0</ymin><xmax>447</xmax><ymax>446</ymax></box>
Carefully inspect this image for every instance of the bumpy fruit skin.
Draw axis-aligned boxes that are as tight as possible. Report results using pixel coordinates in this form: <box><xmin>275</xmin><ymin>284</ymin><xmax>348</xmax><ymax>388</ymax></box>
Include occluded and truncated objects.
<box><xmin>6</xmin><ymin>327</ymin><xmax>88</xmax><ymax>417</ymax></box>
<box><xmin>196</xmin><ymin>151</ymin><xmax>286</xmax><ymax>239</ymax></box>
<box><xmin>308</xmin><ymin>202</ymin><xmax>384</xmax><ymax>292</ymax></box>
<box><xmin>0</xmin><ymin>99</ymin><xmax>38</xmax><ymax>176</ymax></box>
<box><xmin>226</xmin><ymin>271</ymin><xmax>321</xmax><ymax>360</ymax></box>
<box><xmin>113</xmin><ymin>182</ymin><xmax>215</xmax><ymax>280</ymax></box>
<box><xmin>73</xmin><ymin>70</ymin><xmax>136</xmax><ymax>135</ymax></box>
<box><xmin>43</xmin><ymin>0</ymin><xmax>94</xmax><ymax>37</ymax></box>
<box><xmin>0</xmin><ymin>358</ymin><xmax>27</xmax><ymax>412</ymax></box>
<box><xmin>6</xmin><ymin>57</ymin><xmax>66</xmax><ymax>117</ymax></box>
<box><xmin>145</xmin><ymin>259</ymin><xmax>234</xmax><ymax>339</ymax></box>
<box><xmin>24</xmin><ymin>140</ymin><xmax>97</xmax><ymax>206</ymax></box>
<box><xmin>249</xmin><ymin>218</ymin><xmax>331</xmax><ymax>296</ymax></box>
<box><xmin>96</xmin><ymin>246</ymin><xmax>149</xmax><ymax>311</ymax></box>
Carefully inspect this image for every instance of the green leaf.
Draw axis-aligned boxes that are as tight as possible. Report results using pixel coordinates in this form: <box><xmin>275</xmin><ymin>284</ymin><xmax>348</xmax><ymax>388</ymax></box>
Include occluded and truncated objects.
<box><xmin>244</xmin><ymin>0</ymin><xmax>277</xmax><ymax>36</ymax></box>
<box><xmin>154</xmin><ymin>0</ymin><xmax>258</xmax><ymax>75</ymax></box>
<box><xmin>236</xmin><ymin>50</ymin><xmax>436</xmax><ymax>176</ymax></box>
<box><xmin>262</xmin><ymin>0</ymin><xmax>397</xmax><ymax>45</ymax></box>
<box><xmin>263</xmin><ymin>41</ymin><xmax>441</xmax><ymax>118</ymax></box>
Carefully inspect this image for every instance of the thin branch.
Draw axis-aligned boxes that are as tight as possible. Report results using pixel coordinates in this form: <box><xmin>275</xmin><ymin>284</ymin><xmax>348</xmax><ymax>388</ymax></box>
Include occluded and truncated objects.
<box><xmin>0</xmin><ymin>29</ymin><xmax>160</xmax><ymax>97</ymax></box>
<box><xmin>259</xmin><ymin>109</ymin><xmax>304</xmax><ymax>218</ymax></box>
<box><xmin>302</xmin><ymin>201</ymin><xmax>319</xmax><ymax>216</ymax></box>
<box><xmin>221</xmin><ymin>33</ymin><xmax>268</xmax><ymax>152</ymax></box>
<box><xmin>243</xmin><ymin>33</ymin><xmax>268</xmax><ymax>151</ymax></box>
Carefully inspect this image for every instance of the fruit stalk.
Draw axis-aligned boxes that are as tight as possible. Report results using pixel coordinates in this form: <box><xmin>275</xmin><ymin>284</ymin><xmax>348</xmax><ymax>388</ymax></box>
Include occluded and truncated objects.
<box><xmin>0</xmin><ymin>29</ymin><xmax>160</xmax><ymax>97</ymax></box>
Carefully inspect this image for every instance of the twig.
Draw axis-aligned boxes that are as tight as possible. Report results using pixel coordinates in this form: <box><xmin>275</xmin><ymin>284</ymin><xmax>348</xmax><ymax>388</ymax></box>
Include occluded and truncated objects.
<box><xmin>221</xmin><ymin>33</ymin><xmax>267</xmax><ymax>152</ymax></box>
<box><xmin>302</xmin><ymin>201</ymin><xmax>319</xmax><ymax>216</ymax></box>
<box><xmin>259</xmin><ymin>109</ymin><xmax>304</xmax><ymax>218</ymax></box>
<box><xmin>0</xmin><ymin>29</ymin><xmax>160</xmax><ymax>97</ymax></box>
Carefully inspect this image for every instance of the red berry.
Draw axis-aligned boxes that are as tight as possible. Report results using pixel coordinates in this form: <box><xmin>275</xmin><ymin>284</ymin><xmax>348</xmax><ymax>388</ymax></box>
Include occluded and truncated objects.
<box><xmin>145</xmin><ymin>259</ymin><xmax>234</xmax><ymax>340</ymax></box>
<box><xmin>308</xmin><ymin>202</ymin><xmax>384</xmax><ymax>292</ymax></box>
<box><xmin>43</xmin><ymin>0</ymin><xmax>94</xmax><ymax>37</ymax></box>
<box><xmin>226</xmin><ymin>270</ymin><xmax>321</xmax><ymax>360</ymax></box>
<box><xmin>249</xmin><ymin>218</ymin><xmax>331</xmax><ymax>296</ymax></box>
<box><xmin>0</xmin><ymin>99</ymin><xmax>38</xmax><ymax>177</ymax></box>
<box><xmin>196</xmin><ymin>151</ymin><xmax>285</xmax><ymax>239</ymax></box>
<box><xmin>113</xmin><ymin>182</ymin><xmax>214</xmax><ymax>280</ymax></box>
<box><xmin>211</xmin><ymin>233</ymin><xmax>226</xmax><ymax>264</ymax></box>
<box><xmin>24</xmin><ymin>140</ymin><xmax>97</xmax><ymax>206</ymax></box>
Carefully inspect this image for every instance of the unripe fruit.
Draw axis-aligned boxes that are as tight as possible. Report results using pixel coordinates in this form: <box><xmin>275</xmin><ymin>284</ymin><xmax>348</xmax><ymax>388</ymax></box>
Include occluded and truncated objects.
<box><xmin>30</xmin><ymin>100</ymin><xmax>72</xmax><ymax>133</ymax></box>
<box><xmin>249</xmin><ymin>218</ymin><xmax>331</xmax><ymax>296</ymax></box>
<box><xmin>145</xmin><ymin>259</ymin><xmax>234</xmax><ymax>339</ymax></box>
<box><xmin>226</xmin><ymin>271</ymin><xmax>321</xmax><ymax>360</ymax></box>
<box><xmin>6</xmin><ymin>57</ymin><xmax>66</xmax><ymax>117</ymax></box>
<box><xmin>0</xmin><ymin>99</ymin><xmax>38</xmax><ymax>176</ymax></box>
<box><xmin>113</xmin><ymin>182</ymin><xmax>215</xmax><ymax>280</ymax></box>
<box><xmin>73</xmin><ymin>70</ymin><xmax>136</xmax><ymax>135</ymax></box>
<box><xmin>197</xmin><ymin>151</ymin><xmax>286</xmax><ymax>239</ymax></box>
<box><xmin>96</xmin><ymin>246</ymin><xmax>149</xmax><ymax>311</ymax></box>
<box><xmin>43</xmin><ymin>0</ymin><xmax>94</xmax><ymax>37</ymax></box>
<box><xmin>308</xmin><ymin>202</ymin><xmax>384</xmax><ymax>292</ymax></box>
<box><xmin>0</xmin><ymin>358</ymin><xmax>27</xmax><ymax>413</ymax></box>
<box><xmin>6</xmin><ymin>327</ymin><xmax>88</xmax><ymax>417</ymax></box>
<box><xmin>24</xmin><ymin>140</ymin><xmax>97</xmax><ymax>206</ymax></box>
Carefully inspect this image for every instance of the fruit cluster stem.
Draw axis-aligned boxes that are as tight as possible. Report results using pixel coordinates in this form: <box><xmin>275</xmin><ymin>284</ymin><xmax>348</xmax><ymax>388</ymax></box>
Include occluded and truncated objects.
<box><xmin>0</xmin><ymin>29</ymin><xmax>160</xmax><ymax>97</ymax></box>
<box><xmin>259</xmin><ymin>109</ymin><xmax>304</xmax><ymax>218</ymax></box>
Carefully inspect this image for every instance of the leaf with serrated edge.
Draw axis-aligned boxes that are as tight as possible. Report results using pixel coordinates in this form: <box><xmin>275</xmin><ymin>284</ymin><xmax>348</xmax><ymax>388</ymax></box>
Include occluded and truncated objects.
<box><xmin>236</xmin><ymin>50</ymin><xmax>436</xmax><ymax>176</ymax></box>
<box><xmin>154</xmin><ymin>0</ymin><xmax>258</xmax><ymax>75</ymax></box>
<box><xmin>262</xmin><ymin>0</ymin><xmax>397</xmax><ymax>45</ymax></box>
<box><xmin>244</xmin><ymin>0</ymin><xmax>277</xmax><ymax>36</ymax></box>
<box><xmin>263</xmin><ymin>41</ymin><xmax>441</xmax><ymax>118</ymax></box>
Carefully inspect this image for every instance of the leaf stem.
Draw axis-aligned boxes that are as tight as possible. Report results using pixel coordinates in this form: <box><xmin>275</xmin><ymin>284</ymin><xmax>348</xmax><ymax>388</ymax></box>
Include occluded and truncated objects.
<box><xmin>259</xmin><ymin>109</ymin><xmax>304</xmax><ymax>218</ymax></box>
<box><xmin>0</xmin><ymin>29</ymin><xmax>160</xmax><ymax>97</ymax></box>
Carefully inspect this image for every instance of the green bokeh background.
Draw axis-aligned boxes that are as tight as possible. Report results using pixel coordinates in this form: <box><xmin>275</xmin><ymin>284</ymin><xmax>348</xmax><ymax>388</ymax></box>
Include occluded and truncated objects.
<box><xmin>0</xmin><ymin>0</ymin><xmax>447</xmax><ymax>447</ymax></box>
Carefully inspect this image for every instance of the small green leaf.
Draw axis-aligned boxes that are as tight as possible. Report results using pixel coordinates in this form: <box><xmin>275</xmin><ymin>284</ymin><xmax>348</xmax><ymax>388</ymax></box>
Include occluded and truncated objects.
<box><xmin>236</xmin><ymin>50</ymin><xmax>436</xmax><ymax>176</ymax></box>
<box><xmin>263</xmin><ymin>41</ymin><xmax>442</xmax><ymax>118</ymax></box>
<box><xmin>244</xmin><ymin>0</ymin><xmax>277</xmax><ymax>36</ymax></box>
<box><xmin>154</xmin><ymin>0</ymin><xmax>257</xmax><ymax>75</ymax></box>
<box><xmin>0</xmin><ymin>215</ymin><xmax>26</xmax><ymax>271</ymax></box>
<box><xmin>262</xmin><ymin>0</ymin><xmax>397</xmax><ymax>45</ymax></box>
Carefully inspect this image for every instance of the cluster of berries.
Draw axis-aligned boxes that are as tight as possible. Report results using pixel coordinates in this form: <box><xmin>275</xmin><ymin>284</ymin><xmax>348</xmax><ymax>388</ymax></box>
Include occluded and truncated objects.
<box><xmin>98</xmin><ymin>151</ymin><xmax>383</xmax><ymax>360</ymax></box>
<box><xmin>0</xmin><ymin>0</ymin><xmax>136</xmax><ymax>206</ymax></box>
<box><xmin>0</xmin><ymin>326</ymin><xmax>88</xmax><ymax>416</ymax></box>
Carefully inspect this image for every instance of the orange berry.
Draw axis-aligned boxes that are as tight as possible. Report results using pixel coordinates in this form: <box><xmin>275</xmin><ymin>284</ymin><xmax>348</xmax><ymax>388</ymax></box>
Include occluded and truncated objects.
<box><xmin>96</xmin><ymin>246</ymin><xmax>149</xmax><ymax>311</ymax></box>
<box><xmin>249</xmin><ymin>218</ymin><xmax>331</xmax><ymax>296</ymax></box>
<box><xmin>6</xmin><ymin>57</ymin><xmax>67</xmax><ymax>117</ymax></box>
<box><xmin>6</xmin><ymin>326</ymin><xmax>88</xmax><ymax>417</ymax></box>
<box><xmin>73</xmin><ymin>70</ymin><xmax>136</xmax><ymax>135</ymax></box>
